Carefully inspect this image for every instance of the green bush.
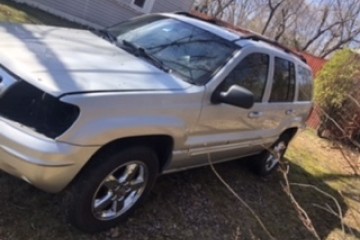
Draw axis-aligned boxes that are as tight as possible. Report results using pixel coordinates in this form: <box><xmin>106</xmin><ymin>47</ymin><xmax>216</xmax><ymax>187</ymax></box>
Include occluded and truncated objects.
<box><xmin>315</xmin><ymin>49</ymin><xmax>360</xmax><ymax>144</ymax></box>
<box><xmin>315</xmin><ymin>49</ymin><xmax>360</xmax><ymax>109</ymax></box>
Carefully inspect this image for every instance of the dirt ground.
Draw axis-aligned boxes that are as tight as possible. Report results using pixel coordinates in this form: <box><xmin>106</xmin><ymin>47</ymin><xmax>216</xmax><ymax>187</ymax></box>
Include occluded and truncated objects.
<box><xmin>0</xmin><ymin>130</ymin><xmax>359</xmax><ymax>240</ymax></box>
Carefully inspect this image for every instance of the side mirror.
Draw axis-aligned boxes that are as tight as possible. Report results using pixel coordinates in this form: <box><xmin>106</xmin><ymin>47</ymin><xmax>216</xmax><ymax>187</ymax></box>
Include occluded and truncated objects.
<box><xmin>212</xmin><ymin>85</ymin><xmax>254</xmax><ymax>109</ymax></box>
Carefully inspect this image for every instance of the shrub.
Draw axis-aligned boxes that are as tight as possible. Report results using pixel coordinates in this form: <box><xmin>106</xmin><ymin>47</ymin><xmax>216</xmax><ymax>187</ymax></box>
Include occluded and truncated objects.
<box><xmin>315</xmin><ymin>49</ymin><xmax>360</xmax><ymax>145</ymax></box>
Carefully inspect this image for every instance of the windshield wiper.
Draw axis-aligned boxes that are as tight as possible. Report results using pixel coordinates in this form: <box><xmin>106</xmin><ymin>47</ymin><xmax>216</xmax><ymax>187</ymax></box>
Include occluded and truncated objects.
<box><xmin>122</xmin><ymin>40</ymin><xmax>170</xmax><ymax>73</ymax></box>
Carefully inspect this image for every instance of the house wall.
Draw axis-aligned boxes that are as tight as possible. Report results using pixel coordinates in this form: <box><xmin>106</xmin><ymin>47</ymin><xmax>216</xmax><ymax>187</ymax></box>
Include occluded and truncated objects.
<box><xmin>12</xmin><ymin>0</ymin><xmax>194</xmax><ymax>28</ymax></box>
<box><xmin>307</xmin><ymin>106</ymin><xmax>322</xmax><ymax>129</ymax></box>
<box><xmin>152</xmin><ymin>1</ymin><xmax>192</xmax><ymax>14</ymax></box>
<box><xmin>301</xmin><ymin>53</ymin><xmax>327</xmax><ymax>129</ymax></box>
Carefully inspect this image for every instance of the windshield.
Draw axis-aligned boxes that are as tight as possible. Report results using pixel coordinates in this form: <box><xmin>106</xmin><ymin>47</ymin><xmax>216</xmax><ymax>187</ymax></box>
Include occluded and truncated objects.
<box><xmin>107</xmin><ymin>15</ymin><xmax>238</xmax><ymax>85</ymax></box>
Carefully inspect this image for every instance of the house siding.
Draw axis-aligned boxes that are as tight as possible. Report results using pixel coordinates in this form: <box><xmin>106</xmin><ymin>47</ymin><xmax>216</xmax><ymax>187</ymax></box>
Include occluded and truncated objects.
<box><xmin>152</xmin><ymin>0</ymin><xmax>193</xmax><ymax>14</ymax></box>
<box><xmin>12</xmin><ymin>0</ymin><xmax>194</xmax><ymax>28</ymax></box>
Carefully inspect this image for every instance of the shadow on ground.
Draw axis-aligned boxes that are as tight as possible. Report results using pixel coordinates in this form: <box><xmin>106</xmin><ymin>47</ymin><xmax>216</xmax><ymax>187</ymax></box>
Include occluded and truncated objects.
<box><xmin>0</xmin><ymin>157</ymin><xmax>356</xmax><ymax>240</ymax></box>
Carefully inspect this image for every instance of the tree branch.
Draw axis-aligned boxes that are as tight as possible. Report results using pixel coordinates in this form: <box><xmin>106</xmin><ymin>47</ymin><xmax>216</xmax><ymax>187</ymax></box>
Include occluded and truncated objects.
<box><xmin>262</xmin><ymin>0</ymin><xmax>285</xmax><ymax>34</ymax></box>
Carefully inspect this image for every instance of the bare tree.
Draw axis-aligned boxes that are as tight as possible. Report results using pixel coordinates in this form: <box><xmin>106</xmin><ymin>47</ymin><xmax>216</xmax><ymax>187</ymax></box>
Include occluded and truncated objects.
<box><xmin>261</xmin><ymin>0</ymin><xmax>287</xmax><ymax>34</ymax></box>
<box><xmin>233</xmin><ymin>0</ymin><xmax>259</xmax><ymax>26</ymax></box>
<box><xmin>192</xmin><ymin>0</ymin><xmax>360</xmax><ymax>57</ymax></box>
<box><xmin>193</xmin><ymin>0</ymin><xmax>236</xmax><ymax>18</ymax></box>
<box><xmin>213</xmin><ymin>0</ymin><xmax>236</xmax><ymax>18</ymax></box>
<box><xmin>268</xmin><ymin>0</ymin><xmax>306</xmax><ymax>41</ymax></box>
<box><xmin>299</xmin><ymin>0</ymin><xmax>360</xmax><ymax>57</ymax></box>
<box><xmin>319</xmin><ymin>0</ymin><xmax>360</xmax><ymax>57</ymax></box>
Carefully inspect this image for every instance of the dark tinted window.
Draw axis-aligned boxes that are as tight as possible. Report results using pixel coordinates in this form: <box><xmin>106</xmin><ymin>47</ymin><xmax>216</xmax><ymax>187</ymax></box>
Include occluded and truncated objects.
<box><xmin>269</xmin><ymin>57</ymin><xmax>296</xmax><ymax>102</ymax></box>
<box><xmin>220</xmin><ymin>53</ymin><xmax>269</xmax><ymax>102</ymax></box>
<box><xmin>298</xmin><ymin>66</ymin><xmax>313</xmax><ymax>101</ymax></box>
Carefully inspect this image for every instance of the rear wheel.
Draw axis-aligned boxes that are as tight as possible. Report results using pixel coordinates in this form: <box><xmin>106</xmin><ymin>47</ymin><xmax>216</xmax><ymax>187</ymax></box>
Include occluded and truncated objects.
<box><xmin>65</xmin><ymin>146</ymin><xmax>159</xmax><ymax>233</ymax></box>
<box><xmin>251</xmin><ymin>137</ymin><xmax>289</xmax><ymax>176</ymax></box>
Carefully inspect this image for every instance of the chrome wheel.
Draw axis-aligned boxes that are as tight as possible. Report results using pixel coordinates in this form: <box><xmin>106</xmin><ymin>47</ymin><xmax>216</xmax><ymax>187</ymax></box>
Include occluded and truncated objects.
<box><xmin>91</xmin><ymin>161</ymin><xmax>148</xmax><ymax>221</ymax></box>
<box><xmin>264</xmin><ymin>141</ymin><xmax>286</xmax><ymax>172</ymax></box>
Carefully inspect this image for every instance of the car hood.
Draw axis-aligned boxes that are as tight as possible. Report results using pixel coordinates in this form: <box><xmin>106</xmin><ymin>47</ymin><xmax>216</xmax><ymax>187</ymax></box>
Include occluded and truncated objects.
<box><xmin>0</xmin><ymin>24</ymin><xmax>191</xmax><ymax>97</ymax></box>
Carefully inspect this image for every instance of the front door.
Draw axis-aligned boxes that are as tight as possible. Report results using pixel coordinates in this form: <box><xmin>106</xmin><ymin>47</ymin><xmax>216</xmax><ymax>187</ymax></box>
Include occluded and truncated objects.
<box><xmin>188</xmin><ymin>51</ymin><xmax>278</xmax><ymax>165</ymax></box>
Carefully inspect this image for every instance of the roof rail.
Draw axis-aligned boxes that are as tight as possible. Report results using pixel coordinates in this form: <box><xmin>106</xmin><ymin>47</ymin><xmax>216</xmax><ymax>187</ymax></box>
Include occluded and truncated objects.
<box><xmin>238</xmin><ymin>35</ymin><xmax>307</xmax><ymax>63</ymax></box>
<box><xmin>175</xmin><ymin>11</ymin><xmax>253</xmax><ymax>35</ymax></box>
<box><xmin>175</xmin><ymin>11</ymin><xmax>216</xmax><ymax>23</ymax></box>
<box><xmin>174</xmin><ymin>11</ymin><xmax>307</xmax><ymax>64</ymax></box>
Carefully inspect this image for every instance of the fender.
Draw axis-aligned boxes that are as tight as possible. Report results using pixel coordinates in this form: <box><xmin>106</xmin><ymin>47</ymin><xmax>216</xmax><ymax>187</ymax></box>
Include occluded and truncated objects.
<box><xmin>57</xmin><ymin>89</ymin><xmax>204</xmax><ymax>148</ymax></box>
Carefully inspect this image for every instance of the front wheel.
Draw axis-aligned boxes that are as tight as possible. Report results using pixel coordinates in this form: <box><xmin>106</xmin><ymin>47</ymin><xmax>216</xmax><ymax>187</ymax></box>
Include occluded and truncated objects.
<box><xmin>251</xmin><ymin>137</ymin><xmax>289</xmax><ymax>176</ymax></box>
<box><xmin>64</xmin><ymin>146</ymin><xmax>159</xmax><ymax>233</ymax></box>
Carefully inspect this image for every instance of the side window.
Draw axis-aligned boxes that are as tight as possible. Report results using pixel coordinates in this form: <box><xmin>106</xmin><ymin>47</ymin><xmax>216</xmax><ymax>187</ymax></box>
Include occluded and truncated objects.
<box><xmin>220</xmin><ymin>53</ymin><xmax>269</xmax><ymax>102</ymax></box>
<box><xmin>297</xmin><ymin>66</ymin><xmax>313</xmax><ymax>101</ymax></box>
<box><xmin>269</xmin><ymin>57</ymin><xmax>296</xmax><ymax>102</ymax></box>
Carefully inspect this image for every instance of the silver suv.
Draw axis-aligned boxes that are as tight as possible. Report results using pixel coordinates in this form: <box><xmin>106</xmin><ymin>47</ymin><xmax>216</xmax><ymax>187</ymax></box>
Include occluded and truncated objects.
<box><xmin>0</xmin><ymin>13</ymin><xmax>313</xmax><ymax>232</ymax></box>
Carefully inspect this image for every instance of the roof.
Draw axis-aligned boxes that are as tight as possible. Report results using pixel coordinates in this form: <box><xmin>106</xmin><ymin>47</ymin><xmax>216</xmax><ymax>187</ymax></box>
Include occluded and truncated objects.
<box><xmin>172</xmin><ymin>11</ymin><xmax>307</xmax><ymax>64</ymax></box>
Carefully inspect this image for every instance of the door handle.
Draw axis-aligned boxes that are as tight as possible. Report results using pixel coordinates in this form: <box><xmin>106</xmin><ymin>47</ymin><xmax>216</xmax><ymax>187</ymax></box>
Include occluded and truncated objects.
<box><xmin>285</xmin><ymin>109</ymin><xmax>295</xmax><ymax>115</ymax></box>
<box><xmin>248</xmin><ymin>111</ymin><xmax>263</xmax><ymax>119</ymax></box>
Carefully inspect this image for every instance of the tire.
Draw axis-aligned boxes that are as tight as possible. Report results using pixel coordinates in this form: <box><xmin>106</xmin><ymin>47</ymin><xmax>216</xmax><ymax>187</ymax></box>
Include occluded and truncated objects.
<box><xmin>64</xmin><ymin>146</ymin><xmax>159</xmax><ymax>233</ymax></box>
<box><xmin>251</xmin><ymin>136</ymin><xmax>289</xmax><ymax>176</ymax></box>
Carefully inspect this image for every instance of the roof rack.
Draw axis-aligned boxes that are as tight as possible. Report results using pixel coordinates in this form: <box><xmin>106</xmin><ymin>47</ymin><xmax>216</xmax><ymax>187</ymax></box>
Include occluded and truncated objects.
<box><xmin>175</xmin><ymin>11</ymin><xmax>253</xmax><ymax>35</ymax></box>
<box><xmin>238</xmin><ymin>35</ymin><xmax>307</xmax><ymax>63</ymax></box>
<box><xmin>175</xmin><ymin>11</ymin><xmax>214</xmax><ymax>21</ymax></box>
<box><xmin>175</xmin><ymin>11</ymin><xmax>307</xmax><ymax>64</ymax></box>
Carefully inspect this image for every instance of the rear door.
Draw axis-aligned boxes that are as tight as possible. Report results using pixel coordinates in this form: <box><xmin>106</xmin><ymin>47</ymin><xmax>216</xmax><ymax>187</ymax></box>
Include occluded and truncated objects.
<box><xmin>295</xmin><ymin>64</ymin><xmax>314</xmax><ymax>124</ymax></box>
<box><xmin>260</xmin><ymin>56</ymin><xmax>299</xmax><ymax>138</ymax></box>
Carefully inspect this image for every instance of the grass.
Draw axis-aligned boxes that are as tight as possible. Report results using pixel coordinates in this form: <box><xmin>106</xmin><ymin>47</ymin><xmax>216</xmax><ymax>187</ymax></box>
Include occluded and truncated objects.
<box><xmin>1</xmin><ymin>130</ymin><xmax>358</xmax><ymax>240</ymax></box>
<box><xmin>0</xmin><ymin>0</ymin><xmax>80</xmax><ymax>27</ymax></box>
<box><xmin>286</xmin><ymin>130</ymin><xmax>360</xmax><ymax>240</ymax></box>
<box><xmin>0</xmin><ymin>1</ymin><xmax>360</xmax><ymax>239</ymax></box>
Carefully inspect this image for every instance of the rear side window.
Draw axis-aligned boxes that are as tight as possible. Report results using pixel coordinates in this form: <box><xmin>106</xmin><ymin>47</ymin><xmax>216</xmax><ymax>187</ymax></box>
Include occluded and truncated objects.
<box><xmin>220</xmin><ymin>53</ymin><xmax>269</xmax><ymax>102</ymax></box>
<box><xmin>270</xmin><ymin>57</ymin><xmax>296</xmax><ymax>102</ymax></box>
<box><xmin>297</xmin><ymin>66</ymin><xmax>313</xmax><ymax>101</ymax></box>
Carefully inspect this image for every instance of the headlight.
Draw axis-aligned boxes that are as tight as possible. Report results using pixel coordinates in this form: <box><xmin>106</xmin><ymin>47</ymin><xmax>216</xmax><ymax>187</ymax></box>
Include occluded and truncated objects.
<box><xmin>0</xmin><ymin>80</ymin><xmax>80</xmax><ymax>138</ymax></box>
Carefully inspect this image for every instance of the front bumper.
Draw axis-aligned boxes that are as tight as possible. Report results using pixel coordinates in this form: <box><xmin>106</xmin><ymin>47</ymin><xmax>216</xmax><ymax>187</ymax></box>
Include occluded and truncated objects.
<box><xmin>0</xmin><ymin>118</ymin><xmax>98</xmax><ymax>193</ymax></box>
